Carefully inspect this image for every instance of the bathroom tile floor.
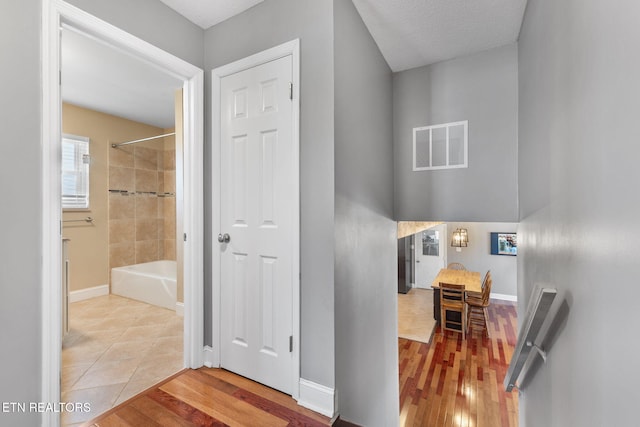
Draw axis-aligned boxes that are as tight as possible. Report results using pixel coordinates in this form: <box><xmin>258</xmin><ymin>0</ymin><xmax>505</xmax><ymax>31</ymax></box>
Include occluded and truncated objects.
<box><xmin>61</xmin><ymin>294</ymin><xmax>183</xmax><ymax>426</ymax></box>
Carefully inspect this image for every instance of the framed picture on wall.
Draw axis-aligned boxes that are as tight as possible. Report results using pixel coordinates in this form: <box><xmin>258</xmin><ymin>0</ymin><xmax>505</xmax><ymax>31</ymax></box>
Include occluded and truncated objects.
<box><xmin>422</xmin><ymin>229</ymin><xmax>440</xmax><ymax>256</ymax></box>
<box><xmin>490</xmin><ymin>232</ymin><xmax>517</xmax><ymax>256</ymax></box>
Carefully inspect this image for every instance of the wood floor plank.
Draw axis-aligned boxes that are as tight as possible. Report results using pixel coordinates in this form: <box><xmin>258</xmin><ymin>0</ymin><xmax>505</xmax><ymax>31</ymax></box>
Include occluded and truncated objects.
<box><xmin>414</xmin><ymin>393</ymin><xmax>429</xmax><ymax>426</ymax></box>
<box><xmin>200</xmin><ymin>369</ymin><xmax>330</xmax><ymax>424</ymax></box>
<box><xmin>185</xmin><ymin>369</ymin><xmax>240</xmax><ymax>395</ymax></box>
<box><xmin>129</xmin><ymin>395</ymin><xmax>201</xmax><ymax>427</ymax></box>
<box><xmin>186</xmin><ymin>370</ymin><xmax>304</xmax><ymax>424</ymax></box>
<box><xmin>160</xmin><ymin>374</ymin><xmax>288</xmax><ymax>427</ymax></box>
<box><xmin>111</xmin><ymin>406</ymin><xmax>163</xmax><ymax>427</ymax></box>
<box><xmin>146</xmin><ymin>388</ymin><xmax>226</xmax><ymax>426</ymax></box>
<box><xmin>92</xmin><ymin>416</ymin><xmax>130</xmax><ymax>427</ymax></box>
<box><xmin>83</xmin><ymin>368</ymin><xmax>331</xmax><ymax>427</ymax></box>
<box><xmin>399</xmin><ymin>300</ymin><xmax>518</xmax><ymax>427</ymax></box>
<box><xmin>232</xmin><ymin>388</ymin><xmax>329</xmax><ymax>427</ymax></box>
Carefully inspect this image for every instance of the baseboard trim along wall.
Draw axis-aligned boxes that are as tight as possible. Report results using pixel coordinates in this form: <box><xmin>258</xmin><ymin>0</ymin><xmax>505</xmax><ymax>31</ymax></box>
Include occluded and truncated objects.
<box><xmin>68</xmin><ymin>284</ymin><xmax>109</xmax><ymax>303</ymax></box>
<box><xmin>491</xmin><ymin>293</ymin><xmax>517</xmax><ymax>302</ymax></box>
<box><xmin>297</xmin><ymin>378</ymin><xmax>336</xmax><ymax>418</ymax></box>
<box><xmin>203</xmin><ymin>346</ymin><xmax>214</xmax><ymax>368</ymax></box>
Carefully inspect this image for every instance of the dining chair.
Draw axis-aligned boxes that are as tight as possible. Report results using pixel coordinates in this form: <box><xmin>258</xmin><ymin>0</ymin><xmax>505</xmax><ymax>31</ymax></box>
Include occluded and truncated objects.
<box><xmin>446</xmin><ymin>262</ymin><xmax>466</xmax><ymax>270</ymax></box>
<box><xmin>440</xmin><ymin>282</ymin><xmax>466</xmax><ymax>339</ymax></box>
<box><xmin>467</xmin><ymin>270</ymin><xmax>492</xmax><ymax>337</ymax></box>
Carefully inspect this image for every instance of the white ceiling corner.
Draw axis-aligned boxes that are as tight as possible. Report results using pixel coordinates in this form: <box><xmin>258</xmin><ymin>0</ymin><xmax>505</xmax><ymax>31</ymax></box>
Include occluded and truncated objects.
<box><xmin>157</xmin><ymin>0</ymin><xmax>264</xmax><ymax>29</ymax></box>
<box><xmin>351</xmin><ymin>0</ymin><xmax>528</xmax><ymax>72</ymax></box>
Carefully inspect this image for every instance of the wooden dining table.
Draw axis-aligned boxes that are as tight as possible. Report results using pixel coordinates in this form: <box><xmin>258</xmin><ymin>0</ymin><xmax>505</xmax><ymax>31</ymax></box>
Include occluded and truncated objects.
<box><xmin>431</xmin><ymin>268</ymin><xmax>482</xmax><ymax>322</ymax></box>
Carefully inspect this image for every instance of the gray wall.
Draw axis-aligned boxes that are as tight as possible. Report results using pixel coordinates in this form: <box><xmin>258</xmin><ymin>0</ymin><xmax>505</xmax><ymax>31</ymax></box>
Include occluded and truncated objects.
<box><xmin>518</xmin><ymin>0</ymin><xmax>640</xmax><ymax>425</ymax></box>
<box><xmin>66</xmin><ymin>0</ymin><xmax>204</xmax><ymax>68</ymax></box>
<box><xmin>203</xmin><ymin>0</ymin><xmax>336</xmax><ymax>388</ymax></box>
<box><xmin>0</xmin><ymin>2</ymin><xmax>202</xmax><ymax>425</ymax></box>
<box><xmin>333</xmin><ymin>1</ymin><xmax>398</xmax><ymax>425</ymax></box>
<box><xmin>445</xmin><ymin>222</ymin><xmax>518</xmax><ymax>298</ymax></box>
<box><xmin>393</xmin><ymin>44</ymin><xmax>519</xmax><ymax>222</ymax></box>
<box><xmin>0</xmin><ymin>1</ymin><xmax>43</xmax><ymax>425</ymax></box>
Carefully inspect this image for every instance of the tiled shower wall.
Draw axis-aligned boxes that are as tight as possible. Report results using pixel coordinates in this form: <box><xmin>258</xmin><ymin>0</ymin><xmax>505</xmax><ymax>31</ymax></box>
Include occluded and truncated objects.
<box><xmin>108</xmin><ymin>136</ymin><xmax>176</xmax><ymax>270</ymax></box>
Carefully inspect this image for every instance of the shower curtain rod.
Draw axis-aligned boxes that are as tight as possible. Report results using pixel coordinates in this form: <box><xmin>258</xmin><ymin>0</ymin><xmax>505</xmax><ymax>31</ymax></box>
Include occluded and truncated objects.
<box><xmin>111</xmin><ymin>132</ymin><xmax>176</xmax><ymax>148</ymax></box>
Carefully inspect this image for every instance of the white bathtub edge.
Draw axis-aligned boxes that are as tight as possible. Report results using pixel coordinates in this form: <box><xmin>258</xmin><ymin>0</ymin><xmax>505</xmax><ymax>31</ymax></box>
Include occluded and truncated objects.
<box><xmin>111</xmin><ymin>261</ymin><xmax>176</xmax><ymax>311</ymax></box>
<box><xmin>69</xmin><ymin>284</ymin><xmax>109</xmax><ymax>303</ymax></box>
<box><xmin>176</xmin><ymin>302</ymin><xmax>184</xmax><ymax>317</ymax></box>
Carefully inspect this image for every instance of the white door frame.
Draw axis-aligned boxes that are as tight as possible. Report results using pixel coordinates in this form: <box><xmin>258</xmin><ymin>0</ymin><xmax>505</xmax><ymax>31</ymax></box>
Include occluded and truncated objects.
<box><xmin>211</xmin><ymin>40</ymin><xmax>301</xmax><ymax>399</ymax></box>
<box><xmin>41</xmin><ymin>1</ymin><xmax>204</xmax><ymax>425</ymax></box>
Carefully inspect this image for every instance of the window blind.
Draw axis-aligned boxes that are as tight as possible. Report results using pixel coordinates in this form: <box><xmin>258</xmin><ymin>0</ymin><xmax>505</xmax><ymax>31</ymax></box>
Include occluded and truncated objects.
<box><xmin>61</xmin><ymin>134</ymin><xmax>90</xmax><ymax>209</ymax></box>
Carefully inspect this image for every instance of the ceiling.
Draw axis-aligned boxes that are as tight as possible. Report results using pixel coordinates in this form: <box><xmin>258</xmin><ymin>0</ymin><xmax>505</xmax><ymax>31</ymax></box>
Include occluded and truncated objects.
<box><xmin>159</xmin><ymin>0</ymin><xmax>527</xmax><ymax>71</ymax></box>
<box><xmin>157</xmin><ymin>0</ymin><xmax>264</xmax><ymax>29</ymax></box>
<box><xmin>61</xmin><ymin>28</ymin><xmax>182</xmax><ymax>129</ymax></box>
<box><xmin>61</xmin><ymin>0</ymin><xmax>527</xmax><ymax>128</ymax></box>
<box><xmin>351</xmin><ymin>0</ymin><xmax>528</xmax><ymax>71</ymax></box>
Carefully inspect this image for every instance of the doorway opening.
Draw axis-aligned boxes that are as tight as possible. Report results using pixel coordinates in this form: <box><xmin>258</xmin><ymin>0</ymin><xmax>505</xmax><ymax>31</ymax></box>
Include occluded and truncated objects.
<box><xmin>42</xmin><ymin>2</ymin><xmax>204</xmax><ymax>426</ymax></box>
<box><xmin>396</xmin><ymin>220</ymin><xmax>520</xmax><ymax>426</ymax></box>
<box><xmin>397</xmin><ymin>223</ymin><xmax>446</xmax><ymax>345</ymax></box>
<box><xmin>59</xmin><ymin>28</ymin><xmax>184</xmax><ymax>418</ymax></box>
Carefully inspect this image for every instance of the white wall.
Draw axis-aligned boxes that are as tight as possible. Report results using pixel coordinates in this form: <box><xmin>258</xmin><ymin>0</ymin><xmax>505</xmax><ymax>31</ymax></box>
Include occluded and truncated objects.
<box><xmin>446</xmin><ymin>222</ymin><xmax>518</xmax><ymax>299</ymax></box>
<box><xmin>65</xmin><ymin>0</ymin><xmax>204</xmax><ymax>68</ymax></box>
<box><xmin>334</xmin><ymin>0</ymin><xmax>398</xmax><ymax>425</ymax></box>
<box><xmin>393</xmin><ymin>44</ymin><xmax>519</xmax><ymax>222</ymax></box>
<box><xmin>518</xmin><ymin>0</ymin><xmax>640</xmax><ymax>425</ymax></box>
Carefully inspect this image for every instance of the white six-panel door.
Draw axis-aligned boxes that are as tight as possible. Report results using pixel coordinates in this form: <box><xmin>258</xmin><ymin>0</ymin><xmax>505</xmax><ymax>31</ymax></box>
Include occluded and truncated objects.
<box><xmin>219</xmin><ymin>55</ymin><xmax>294</xmax><ymax>394</ymax></box>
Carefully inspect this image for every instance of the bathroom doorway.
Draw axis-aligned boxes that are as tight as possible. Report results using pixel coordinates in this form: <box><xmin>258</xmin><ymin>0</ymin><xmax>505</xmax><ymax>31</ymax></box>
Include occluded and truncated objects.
<box><xmin>42</xmin><ymin>3</ymin><xmax>204</xmax><ymax>426</ymax></box>
<box><xmin>59</xmin><ymin>25</ymin><xmax>185</xmax><ymax>426</ymax></box>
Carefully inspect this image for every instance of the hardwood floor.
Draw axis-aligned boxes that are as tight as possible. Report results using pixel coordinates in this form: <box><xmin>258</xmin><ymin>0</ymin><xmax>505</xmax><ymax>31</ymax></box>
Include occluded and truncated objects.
<box><xmin>83</xmin><ymin>368</ymin><xmax>331</xmax><ymax>427</ymax></box>
<box><xmin>399</xmin><ymin>300</ymin><xmax>518</xmax><ymax>427</ymax></box>
<box><xmin>83</xmin><ymin>300</ymin><xmax>517</xmax><ymax>426</ymax></box>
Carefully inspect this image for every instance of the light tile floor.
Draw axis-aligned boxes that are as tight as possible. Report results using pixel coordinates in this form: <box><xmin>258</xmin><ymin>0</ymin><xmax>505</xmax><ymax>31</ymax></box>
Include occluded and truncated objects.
<box><xmin>61</xmin><ymin>295</ymin><xmax>183</xmax><ymax>426</ymax></box>
<box><xmin>398</xmin><ymin>288</ymin><xmax>436</xmax><ymax>344</ymax></box>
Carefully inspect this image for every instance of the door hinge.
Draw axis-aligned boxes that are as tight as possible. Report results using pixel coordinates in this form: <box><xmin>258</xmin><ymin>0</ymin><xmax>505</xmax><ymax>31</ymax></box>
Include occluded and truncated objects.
<box><xmin>289</xmin><ymin>82</ymin><xmax>293</xmax><ymax>100</ymax></box>
<box><xmin>183</xmin><ymin>233</ymin><xmax>187</xmax><ymax>242</ymax></box>
<box><xmin>289</xmin><ymin>335</ymin><xmax>293</xmax><ymax>352</ymax></box>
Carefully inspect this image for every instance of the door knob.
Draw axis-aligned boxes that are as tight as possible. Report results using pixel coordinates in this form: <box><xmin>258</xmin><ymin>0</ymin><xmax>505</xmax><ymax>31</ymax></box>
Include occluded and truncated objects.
<box><xmin>218</xmin><ymin>233</ymin><xmax>231</xmax><ymax>243</ymax></box>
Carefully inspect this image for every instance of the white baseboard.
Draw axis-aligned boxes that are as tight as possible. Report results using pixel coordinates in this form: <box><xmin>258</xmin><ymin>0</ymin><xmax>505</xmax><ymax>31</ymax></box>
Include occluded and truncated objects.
<box><xmin>175</xmin><ymin>302</ymin><xmax>184</xmax><ymax>317</ymax></box>
<box><xmin>69</xmin><ymin>284</ymin><xmax>109</xmax><ymax>303</ymax></box>
<box><xmin>297</xmin><ymin>378</ymin><xmax>336</xmax><ymax>418</ymax></box>
<box><xmin>491</xmin><ymin>292</ymin><xmax>517</xmax><ymax>302</ymax></box>
<box><xmin>203</xmin><ymin>346</ymin><xmax>214</xmax><ymax>368</ymax></box>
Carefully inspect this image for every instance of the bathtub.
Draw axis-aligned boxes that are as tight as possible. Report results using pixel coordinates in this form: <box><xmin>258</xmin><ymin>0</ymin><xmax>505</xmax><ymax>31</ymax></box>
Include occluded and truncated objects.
<box><xmin>111</xmin><ymin>260</ymin><xmax>177</xmax><ymax>311</ymax></box>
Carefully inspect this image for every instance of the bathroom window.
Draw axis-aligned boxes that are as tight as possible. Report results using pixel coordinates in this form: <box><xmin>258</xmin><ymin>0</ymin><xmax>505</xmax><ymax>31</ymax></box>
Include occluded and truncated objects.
<box><xmin>413</xmin><ymin>120</ymin><xmax>468</xmax><ymax>171</ymax></box>
<box><xmin>61</xmin><ymin>134</ymin><xmax>90</xmax><ymax>210</ymax></box>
